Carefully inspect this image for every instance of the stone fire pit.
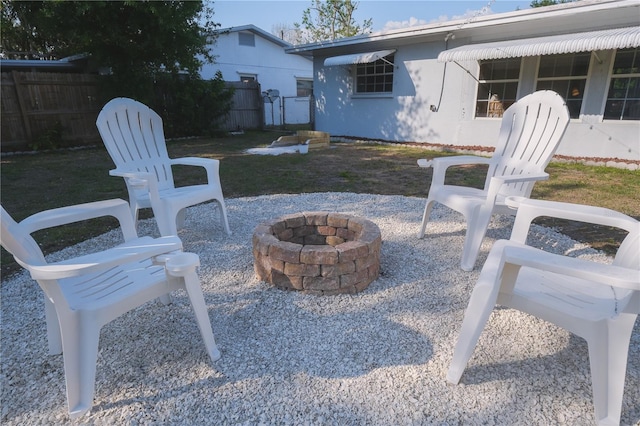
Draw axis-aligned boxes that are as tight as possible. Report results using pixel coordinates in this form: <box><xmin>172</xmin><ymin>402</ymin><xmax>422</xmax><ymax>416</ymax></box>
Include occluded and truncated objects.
<box><xmin>252</xmin><ymin>212</ymin><xmax>382</xmax><ymax>295</ymax></box>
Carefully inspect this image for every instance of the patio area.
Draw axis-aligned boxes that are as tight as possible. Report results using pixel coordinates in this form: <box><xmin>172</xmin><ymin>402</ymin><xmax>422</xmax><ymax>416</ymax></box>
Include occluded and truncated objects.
<box><xmin>2</xmin><ymin>192</ymin><xmax>638</xmax><ymax>424</ymax></box>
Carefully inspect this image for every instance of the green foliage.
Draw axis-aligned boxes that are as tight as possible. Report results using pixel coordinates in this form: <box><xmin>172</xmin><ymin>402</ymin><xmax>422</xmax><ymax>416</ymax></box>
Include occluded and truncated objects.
<box><xmin>29</xmin><ymin>121</ymin><xmax>66</xmax><ymax>151</ymax></box>
<box><xmin>295</xmin><ymin>0</ymin><xmax>372</xmax><ymax>43</ymax></box>
<box><xmin>530</xmin><ymin>0</ymin><xmax>576</xmax><ymax>7</ymax></box>
<box><xmin>152</xmin><ymin>71</ymin><xmax>235</xmax><ymax>138</ymax></box>
<box><xmin>1</xmin><ymin>1</ymin><xmax>215</xmax><ymax>71</ymax></box>
<box><xmin>2</xmin><ymin>1</ymin><xmax>234</xmax><ymax>138</ymax></box>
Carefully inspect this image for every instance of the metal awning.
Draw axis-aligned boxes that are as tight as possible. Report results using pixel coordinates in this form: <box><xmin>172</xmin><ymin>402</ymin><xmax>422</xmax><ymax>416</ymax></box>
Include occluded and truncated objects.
<box><xmin>438</xmin><ymin>26</ymin><xmax>640</xmax><ymax>62</ymax></box>
<box><xmin>324</xmin><ymin>49</ymin><xmax>396</xmax><ymax>66</ymax></box>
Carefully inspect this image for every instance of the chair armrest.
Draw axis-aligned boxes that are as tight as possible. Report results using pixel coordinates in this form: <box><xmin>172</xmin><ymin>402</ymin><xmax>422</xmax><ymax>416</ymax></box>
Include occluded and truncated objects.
<box><xmin>506</xmin><ymin>197</ymin><xmax>639</xmax><ymax>242</ymax></box>
<box><xmin>490</xmin><ymin>172</ymin><xmax>549</xmax><ymax>186</ymax></box>
<box><xmin>501</xmin><ymin>243</ymin><xmax>640</xmax><ymax>291</ymax></box>
<box><xmin>419</xmin><ymin>156</ymin><xmax>492</xmax><ymax>187</ymax></box>
<box><xmin>170</xmin><ymin>157</ymin><xmax>220</xmax><ymax>184</ymax></box>
<box><xmin>109</xmin><ymin>169</ymin><xmax>158</xmax><ymax>190</ymax></box>
<box><xmin>19</xmin><ymin>199</ymin><xmax>138</xmax><ymax>242</ymax></box>
<box><xmin>170</xmin><ymin>157</ymin><xmax>219</xmax><ymax>168</ymax></box>
<box><xmin>25</xmin><ymin>236</ymin><xmax>183</xmax><ymax>280</ymax></box>
<box><xmin>417</xmin><ymin>155</ymin><xmax>491</xmax><ymax>169</ymax></box>
<box><xmin>484</xmin><ymin>173</ymin><xmax>549</xmax><ymax>206</ymax></box>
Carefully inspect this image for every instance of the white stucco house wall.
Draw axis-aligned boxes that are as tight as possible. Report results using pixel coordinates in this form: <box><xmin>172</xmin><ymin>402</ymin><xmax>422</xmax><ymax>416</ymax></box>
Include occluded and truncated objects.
<box><xmin>200</xmin><ymin>25</ymin><xmax>313</xmax><ymax>126</ymax></box>
<box><xmin>286</xmin><ymin>0</ymin><xmax>640</xmax><ymax>165</ymax></box>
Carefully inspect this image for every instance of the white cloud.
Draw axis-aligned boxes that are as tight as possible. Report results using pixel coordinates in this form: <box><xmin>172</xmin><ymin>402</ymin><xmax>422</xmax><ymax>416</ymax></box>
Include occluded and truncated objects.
<box><xmin>447</xmin><ymin>7</ymin><xmax>496</xmax><ymax>24</ymax></box>
<box><xmin>383</xmin><ymin>7</ymin><xmax>497</xmax><ymax>30</ymax></box>
<box><xmin>382</xmin><ymin>16</ymin><xmax>428</xmax><ymax>31</ymax></box>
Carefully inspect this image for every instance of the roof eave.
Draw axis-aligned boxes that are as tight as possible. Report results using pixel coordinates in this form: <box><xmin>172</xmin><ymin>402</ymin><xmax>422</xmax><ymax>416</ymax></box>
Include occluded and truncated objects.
<box><xmin>286</xmin><ymin>0</ymin><xmax>639</xmax><ymax>56</ymax></box>
<box><xmin>213</xmin><ymin>24</ymin><xmax>292</xmax><ymax>49</ymax></box>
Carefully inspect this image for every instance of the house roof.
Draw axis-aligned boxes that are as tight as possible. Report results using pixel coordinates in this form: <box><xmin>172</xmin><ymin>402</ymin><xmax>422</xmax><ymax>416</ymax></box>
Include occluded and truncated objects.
<box><xmin>0</xmin><ymin>54</ymin><xmax>90</xmax><ymax>72</ymax></box>
<box><xmin>214</xmin><ymin>24</ymin><xmax>292</xmax><ymax>49</ymax></box>
<box><xmin>286</xmin><ymin>0</ymin><xmax>640</xmax><ymax>57</ymax></box>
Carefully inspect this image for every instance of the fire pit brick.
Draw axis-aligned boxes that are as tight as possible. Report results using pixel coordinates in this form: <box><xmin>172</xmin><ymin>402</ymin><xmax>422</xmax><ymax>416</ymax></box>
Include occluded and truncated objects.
<box><xmin>252</xmin><ymin>212</ymin><xmax>382</xmax><ymax>295</ymax></box>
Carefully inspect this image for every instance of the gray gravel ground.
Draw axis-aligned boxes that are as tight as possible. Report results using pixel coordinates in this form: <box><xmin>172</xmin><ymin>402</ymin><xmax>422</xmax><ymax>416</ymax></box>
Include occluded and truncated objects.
<box><xmin>1</xmin><ymin>193</ymin><xmax>638</xmax><ymax>425</ymax></box>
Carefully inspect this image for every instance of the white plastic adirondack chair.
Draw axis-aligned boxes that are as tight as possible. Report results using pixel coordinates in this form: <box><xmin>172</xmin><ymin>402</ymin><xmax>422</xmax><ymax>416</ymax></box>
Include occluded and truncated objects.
<box><xmin>96</xmin><ymin>97</ymin><xmax>231</xmax><ymax>237</ymax></box>
<box><xmin>418</xmin><ymin>90</ymin><xmax>570</xmax><ymax>271</ymax></box>
<box><xmin>0</xmin><ymin>199</ymin><xmax>221</xmax><ymax>419</ymax></box>
<box><xmin>447</xmin><ymin>197</ymin><xmax>640</xmax><ymax>426</ymax></box>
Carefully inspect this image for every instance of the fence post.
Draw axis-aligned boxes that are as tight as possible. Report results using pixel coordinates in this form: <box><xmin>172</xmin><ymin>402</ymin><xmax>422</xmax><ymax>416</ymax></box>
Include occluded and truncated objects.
<box><xmin>11</xmin><ymin>70</ymin><xmax>33</xmax><ymax>142</ymax></box>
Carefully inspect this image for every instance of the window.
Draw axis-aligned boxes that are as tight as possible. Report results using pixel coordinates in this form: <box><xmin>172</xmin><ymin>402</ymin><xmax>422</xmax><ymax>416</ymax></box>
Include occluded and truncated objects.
<box><xmin>604</xmin><ymin>47</ymin><xmax>640</xmax><ymax>120</ymax></box>
<box><xmin>355</xmin><ymin>55</ymin><xmax>394</xmax><ymax>94</ymax></box>
<box><xmin>536</xmin><ymin>53</ymin><xmax>591</xmax><ymax>118</ymax></box>
<box><xmin>239</xmin><ymin>74</ymin><xmax>257</xmax><ymax>83</ymax></box>
<box><xmin>238</xmin><ymin>32</ymin><xmax>255</xmax><ymax>47</ymax></box>
<box><xmin>475</xmin><ymin>58</ymin><xmax>521</xmax><ymax>118</ymax></box>
<box><xmin>297</xmin><ymin>79</ymin><xmax>313</xmax><ymax>97</ymax></box>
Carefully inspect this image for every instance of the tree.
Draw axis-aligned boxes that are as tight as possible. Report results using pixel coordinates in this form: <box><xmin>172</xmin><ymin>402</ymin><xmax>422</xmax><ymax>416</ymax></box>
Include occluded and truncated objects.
<box><xmin>295</xmin><ymin>0</ymin><xmax>372</xmax><ymax>43</ymax></box>
<box><xmin>1</xmin><ymin>1</ymin><xmax>234</xmax><ymax>137</ymax></box>
<box><xmin>530</xmin><ymin>0</ymin><xmax>576</xmax><ymax>7</ymax></box>
<box><xmin>272</xmin><ymin>23</ymin><xmax>303</xmax><ymax>45</ymax></box>
<box><xmin>1</xmin><ymin>1</ymin><xmax>215</xmax><ymax>72</ymax></box>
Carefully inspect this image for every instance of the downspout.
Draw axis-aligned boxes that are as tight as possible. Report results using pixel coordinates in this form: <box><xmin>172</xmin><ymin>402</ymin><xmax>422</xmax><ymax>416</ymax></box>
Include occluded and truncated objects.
<box><xmin>431</xmin><ymin>32</ymin><xmax>454</xmax><ymax>112</ymax></box>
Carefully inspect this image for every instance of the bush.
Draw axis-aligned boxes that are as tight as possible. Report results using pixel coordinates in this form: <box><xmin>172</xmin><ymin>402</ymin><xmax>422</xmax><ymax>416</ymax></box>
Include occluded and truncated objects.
<box><xmin>29</xmin><ymin>121</ymin><xmax>67</xmax><ymax>151</ymax></box>
<box><xmin>98</xmin><ymin>70</ymin><xmax>234</xmax><ymax>138</ymax></box>
<box><xmin>153</xmin><ymin>70</ymin><xmax>234</xmax><ymax>138</ymax></box>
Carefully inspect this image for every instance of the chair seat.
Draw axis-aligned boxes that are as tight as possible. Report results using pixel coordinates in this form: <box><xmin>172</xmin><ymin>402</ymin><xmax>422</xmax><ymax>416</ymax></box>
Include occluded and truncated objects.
<box><xmin>509</xmin><ymin>267</ymin><xmax>621</xmax><ymax>322</ymax></box>
<box><xmin>135</xmin><ymin>184</ymin><xmax>214</xmax><ymax>206</ymax></box>
<box><xmin>432</xmin><ymin>186</ymin><xmax>515</xmax><ymax>220</ymax></box>
<box><xmin>62</xmin><ymin>260</ymin><xmax>167</xmax><ymax>312</ymax></box>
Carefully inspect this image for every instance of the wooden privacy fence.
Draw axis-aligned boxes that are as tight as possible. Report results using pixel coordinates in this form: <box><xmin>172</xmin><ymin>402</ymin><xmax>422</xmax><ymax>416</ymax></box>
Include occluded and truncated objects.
<box><xmin>1</xmin><ymin>71</ymin><xmax>102</xmax><ymax>152</ymax></box>
<box><xmin>1</xmin><ymin>72</ymin><xmax>265</xmax><ymax>152</ymax></box>
<box><xmin>221</xmin><ymin>81</ymin><xmax>264</xmax><ymax>131</ymax></box>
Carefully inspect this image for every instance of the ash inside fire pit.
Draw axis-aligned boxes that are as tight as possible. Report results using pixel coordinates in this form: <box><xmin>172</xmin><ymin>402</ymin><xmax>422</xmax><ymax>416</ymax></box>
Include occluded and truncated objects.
<box><xmin>252</xmin><ymin>212</ymin><xmax>382</xmax><ymax>295</ymax></box>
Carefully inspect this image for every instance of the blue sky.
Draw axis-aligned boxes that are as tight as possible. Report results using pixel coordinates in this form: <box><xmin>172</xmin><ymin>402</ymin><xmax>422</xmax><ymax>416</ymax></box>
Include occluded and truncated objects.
<box><xmin>210</xmin><ymin>0</ymin><xmax>533</xmax><ymax>34</ymax></box>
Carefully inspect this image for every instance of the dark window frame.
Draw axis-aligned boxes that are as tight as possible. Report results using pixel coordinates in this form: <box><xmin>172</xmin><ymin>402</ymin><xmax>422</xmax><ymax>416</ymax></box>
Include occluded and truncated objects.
<box><xmin>354</xmin><ymin>55</ymin><xmax>395</xmax><ymax>94</ymax></box>
<box><xmin>535</xmin><ymin>52</ymin><xmax>592</xmax><ymax>119</ymax></box>
<box><xmin>296</xmin><ymin>79</ymin><xmax>313</xmax><ymax>97</ymax></box>
<box><xmin>475</xmin><ymin>58</ymin><xmax>521</xmax><ymax>118</ymax></box>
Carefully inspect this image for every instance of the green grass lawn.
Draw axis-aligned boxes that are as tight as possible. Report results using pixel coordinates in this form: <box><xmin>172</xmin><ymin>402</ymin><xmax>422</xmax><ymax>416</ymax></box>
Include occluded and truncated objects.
<box><xmin>2</xmin><ymin>130</ymin><xmax>639</xmax><ymax>277</ymax></box>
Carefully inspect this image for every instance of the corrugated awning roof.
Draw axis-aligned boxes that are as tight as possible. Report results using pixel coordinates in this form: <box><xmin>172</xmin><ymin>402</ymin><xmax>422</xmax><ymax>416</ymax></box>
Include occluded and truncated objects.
<box><xmin>438</xmin><ymin>26</ymin><xmax>640</xmax><ymax>62</ymax></box>
<box><xmin>324</xmin><ymin>49</ymin><xmax>396</xmax><ymax>66</ymax></box>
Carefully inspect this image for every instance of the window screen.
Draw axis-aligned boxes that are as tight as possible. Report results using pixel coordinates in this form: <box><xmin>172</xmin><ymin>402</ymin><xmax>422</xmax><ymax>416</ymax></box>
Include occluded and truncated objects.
<box><xmin>475</xmin><ymin>58</ymin><xmax>521</xmax><ymax>118</ymax></box>
<box><xmin>536</xmin><ymin>53</ymin><xmax>591</xmax><ymax>118</ymax></box>
<box><xmin>604</xmin><ymin>48</ymin><xmax>640</xmax><ymax>120</ymax></box>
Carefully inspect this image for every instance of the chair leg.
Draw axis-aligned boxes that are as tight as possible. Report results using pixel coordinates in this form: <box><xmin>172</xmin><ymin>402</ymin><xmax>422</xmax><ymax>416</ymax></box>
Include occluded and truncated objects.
<box><xmin>447</xmin><ymin>247</ymin><xmax>507</xmax><ymax>384</ymax></box>
<box><xmin>44</xmin><ymin>296</ymin><xmax>62</xmax><ymax>355</ymax></box>
<box><xmin>215</xmin><ymin>199</ymin><xmax>232</xmax><ymax>236</ymax></box>
<box><xmin>58</xmin><ymin>312</ymin><xmax>101</xmax><ymax>419</ymax></box>
<box><xmin>184</xmin><ymin>271</ymin><xmax>221</xmax><ymax>362</ymax></box>
<box><xmin>460</xmin><ymin>206</ymin><xmax>493</xmax><ymax>271</ymax></box>
<box><xmin>130</xmin><ymin>202</ymin><xmax>140</xmax><ymax>232</ymax></box>
<box><xmin>418</xmin><ymin>198</ymin><xmax>436</xmax><ymax>239</ymax></box>
<box><xmin>176</xmin><ymin>208</ymin><xmax>187</xmax><ymax>231</ymax></box>
<box><xmin>165</xmin><ymin>253</ymin><xmax>221</xmax><ymax>363</ymax></box>
<box><xmin>155</xmin><ymin>209</ymin><xmax>179</xmax><ymax>237</ymax></box>
<box><xmin>587</xmin><ymin>314</ymin><xmax>636</xmax><ymax>426</ymax></box>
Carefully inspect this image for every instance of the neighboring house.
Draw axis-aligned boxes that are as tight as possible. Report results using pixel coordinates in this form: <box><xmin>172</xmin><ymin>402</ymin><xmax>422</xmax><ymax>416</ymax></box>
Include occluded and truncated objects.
<box><xmin>201</xmin><ymin>25</ymin><xmax>313</xmax><ymax>126</ymax></box>
<box><xmin>286</xmin><ymin>0</ymin><xmax>640</xmax><ymax>164</ymax></box>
